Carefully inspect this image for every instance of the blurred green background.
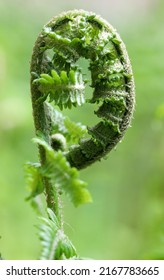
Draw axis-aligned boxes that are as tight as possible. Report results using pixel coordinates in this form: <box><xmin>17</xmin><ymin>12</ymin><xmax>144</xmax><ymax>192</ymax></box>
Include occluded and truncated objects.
<box><xmin>0</xmin><ymin>0</ymin><xmax>164</xmax><ymax>259</ymax></box>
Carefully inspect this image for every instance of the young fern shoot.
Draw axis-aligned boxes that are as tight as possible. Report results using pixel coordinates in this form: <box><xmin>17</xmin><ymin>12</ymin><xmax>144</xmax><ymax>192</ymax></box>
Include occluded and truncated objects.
<box><xmin>26</xmin><ymin>10</ymin><xmax>135</xmax><ymax>259</ymax></box>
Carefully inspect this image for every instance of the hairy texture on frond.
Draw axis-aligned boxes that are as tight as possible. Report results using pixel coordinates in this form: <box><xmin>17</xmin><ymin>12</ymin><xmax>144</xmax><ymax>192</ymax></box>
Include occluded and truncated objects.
<box><xmin>38</xmin><ymin>208</ymin><xmax>77</xmax><ymax>260</ymax></box>
<box><xmin>31</xmin><ymin>9</ymin><xmax>135</xmax><ymax>170</ymax></box>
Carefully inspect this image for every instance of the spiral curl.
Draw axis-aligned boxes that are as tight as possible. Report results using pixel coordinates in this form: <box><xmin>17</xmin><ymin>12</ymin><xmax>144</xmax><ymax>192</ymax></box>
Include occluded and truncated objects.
<box><xmin>31</xmin><ymin>10</ymin><xmax>135</xmax><ymax>169</ymax></box>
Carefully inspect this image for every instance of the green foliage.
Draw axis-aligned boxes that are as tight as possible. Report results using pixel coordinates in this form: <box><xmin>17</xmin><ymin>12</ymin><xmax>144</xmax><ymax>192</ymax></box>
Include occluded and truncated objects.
<box><xmin>24</xmin><ymin>9</ymin><xmax>135</xmax><ymax>260</ymax></box>
<box><xmin>31</xmin><ymin>10</ymin><xmax>134</xmax><ymax>169</ymax></box>
<box><xmin>45</xmin><ymin>102</ymin><xmax>87</xmax><ymax>145</ymax></box>
<box><xmin>38</xmin><ymin>208</ymin><xmax>77</xmax><ymax>259</ymax></box>
<box><xmin>33</xmin><ymin>136</ymin><xmax>92</xmax><ymax>207</ymax></box>
<box><xmin>34</xmin><ymin>69</ymin><xmax>85</xmax><ymax>110</ymax></box>
<box><xmin>1</xmin><ymin>1</ymin><xmax>164</xmax><ymax>260</ymax></box>
<box><xmin>64</xmin><ymin>117</ymin><xmax>87</xmax><ymax>143</ymax></box>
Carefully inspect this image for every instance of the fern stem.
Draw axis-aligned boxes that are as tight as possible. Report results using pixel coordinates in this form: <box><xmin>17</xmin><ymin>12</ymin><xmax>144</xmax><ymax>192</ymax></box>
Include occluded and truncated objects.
<box><xmin>31</xmin><ymin>65</ymin><xmax>62</xmax><ymax>222</ymax></box>
<box><xmin>44</xmin><ymin>178</ymin><xmax>62</xmax><ymax>225</ymax></box>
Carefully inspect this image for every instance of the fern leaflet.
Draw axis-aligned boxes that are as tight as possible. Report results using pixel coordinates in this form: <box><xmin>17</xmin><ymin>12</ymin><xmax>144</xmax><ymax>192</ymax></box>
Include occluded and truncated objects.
<box><xmin>38</xmin><ymin>208</ymin><xmax>77</xmax><ymax>260</ymax></box>
<box><xmin>33</xmin><ymin>136</ymin><xmax>92</xmax><ymax>207</ymax></box>
<box><xmin>24</xmin><ymin>162</ymin><xmax>44</xmax><ymax>200</ymax></box>
<box><xmin>34</xmin><ymin>69</ymin><xmax>85</xmax><ymax>110</ymax></box>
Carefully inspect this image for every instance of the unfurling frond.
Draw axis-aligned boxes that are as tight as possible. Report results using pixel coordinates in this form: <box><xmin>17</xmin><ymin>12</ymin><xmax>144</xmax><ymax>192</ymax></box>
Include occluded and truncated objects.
<box><xmin>29</xmin><ymin>9</ymin><xmax>135</xmax><ymax>260</ymax></box>
<box><xmin>31</xmin><ymin>10</ymin><xmax>135</xmax><ymax>169</ymax></box>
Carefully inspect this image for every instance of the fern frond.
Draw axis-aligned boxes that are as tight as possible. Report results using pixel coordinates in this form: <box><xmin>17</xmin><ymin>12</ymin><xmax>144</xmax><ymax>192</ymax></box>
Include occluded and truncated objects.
<box><xmin>31</xmin><ymin>10</ymin><xmax>135</xmax><ymax>169</ymax></box>
<box><xmin>38</xmin><ymin>208</ymin><xmax>77</xmax><ymax>260</ymax></box>
<box><xmin>33</xmin><ymin>137</ymin><xmax>92</xmax><ymax>206</ymax></box>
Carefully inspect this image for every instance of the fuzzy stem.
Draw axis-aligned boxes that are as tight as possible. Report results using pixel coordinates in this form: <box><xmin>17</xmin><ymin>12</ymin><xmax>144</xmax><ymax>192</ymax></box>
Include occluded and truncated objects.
<box><xmin>31</xmin><ymin>47</ymin><xmax>62</xmax><ymax>223</ymax></box>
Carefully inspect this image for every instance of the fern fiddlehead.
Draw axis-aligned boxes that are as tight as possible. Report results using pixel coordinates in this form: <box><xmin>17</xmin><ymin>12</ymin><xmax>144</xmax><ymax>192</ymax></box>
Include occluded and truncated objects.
<box><xmin>28</xmin><ymin>10</ymin><xmax>135</xmax><ymax>259</ymax></box>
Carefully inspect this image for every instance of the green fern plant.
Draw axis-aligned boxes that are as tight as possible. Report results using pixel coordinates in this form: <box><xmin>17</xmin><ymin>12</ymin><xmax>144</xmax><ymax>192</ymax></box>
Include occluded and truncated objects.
<box><xmin>26</xmin><ymin>9</ymin><xmax>135</xmax><ymax>259</ymax></box>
